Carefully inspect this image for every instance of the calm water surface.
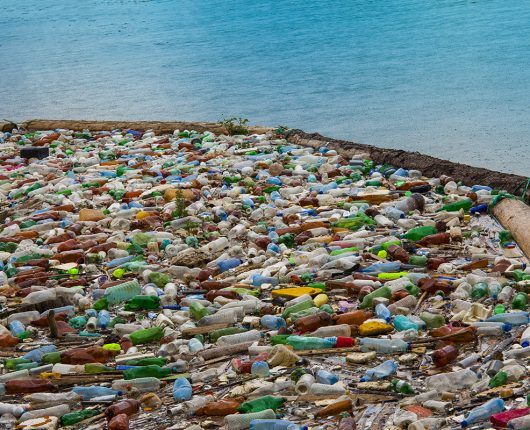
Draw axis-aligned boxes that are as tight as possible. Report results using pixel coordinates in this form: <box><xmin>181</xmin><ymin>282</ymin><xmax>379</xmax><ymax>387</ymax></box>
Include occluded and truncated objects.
<box><xmin>1</xmin><ymin>0</ymin><xmax>529</xmax><ymax>174</ymax></box>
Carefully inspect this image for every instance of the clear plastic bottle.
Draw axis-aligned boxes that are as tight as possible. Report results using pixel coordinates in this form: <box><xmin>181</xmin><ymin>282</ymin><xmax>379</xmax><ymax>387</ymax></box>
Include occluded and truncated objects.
<box><xmin>104</xmin><ymin>279</ymin><xmax>141</xmax><ymax>305</ymax></box>
<box><xmin>360</xmin><ymin>360</ymin><xmax>398</xmax><ymax>382</ymax></box>
<box><xmin>461</xmin><ymin>397</ymin><xmax>505</xmax><ymax>427</ymax></box>
<box><xmin>225</xmin><ymin>409</ymin><xmax>277</xmax><ymax>430</ymax></box>
<box><xmin>217</xmin><ymin>329</ymin><xmax>261</xmax><ymax>346</ymax></box>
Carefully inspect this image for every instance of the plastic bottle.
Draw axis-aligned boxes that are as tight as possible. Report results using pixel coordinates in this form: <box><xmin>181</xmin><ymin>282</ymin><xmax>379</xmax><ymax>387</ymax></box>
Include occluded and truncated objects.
<box><xmin>261</xmin><ymin>315</ymin><xmax>287</xmax><ymax>330</ymax></box>
<box><xmin>512</xmin><ymin>292</ymin><xmax>528</xmax><ymax>310</ymax></box>
<box><xmin>359</xmin><ymin>338</ymin><xmax>408</xmax><ymax>354</ymax></box>
<box><xmin>129</xmin><ymin>326</ymin><xmax>164</xmax><ymax>345</ymax></box>
<box><xmin>173</xmin><ymin>377</ymin><xmax>192</xmax><ymax>402</ymax></box>
<box><xmin>104</xmin><ymin>279</ymin><xmax>141</xmax><ymax>305</ymax></box>
<box><xmin>60</xmin><ymin>409</ymin><xmax>101</xmax><ymax>426</ymax></box>
<box><xmin>224</xmin><ymin>409</ymin><xmax>277</xmax><ymax>430</ymax></box>
<box><xmin>72</xmin><ymin>386</ymin><xmax>122</xmax><ymax>400</ymax></box>
<box><xmin>487</xmin><ymin>312</ymin><xmax>529</xmax><ymax>326</ymax></box>
<box><xmin>238</xmin><ymin>396</ymin><xmax>285</xmax><ymax>413</ymax></box>
<box><xmin>249</xmin><ymin>420</ymin><xmax>305</xmax><ymax>430</ymax></box>
<box><xmin>295</xmin><ymin>374</ymin><xmax>315</xmax><ymax>394</ymax></box>
<box><xmin>508</xmin><ymin>415</ymin><xmax>530</xmax><ymax>429</ymax></box>
<box><xmin>360</xmin><ymin>360</ymin><xmax>397</xmax><ymax>382</ymax></box>
<box><xmin>391</xmin><ymin>379</ymin><xmax>415</xmax><ymax>394</ymax></box>
<box><xmin>425</xmin><ymin>369</ymin><xmax>478</xmax><ymax>391</ymax></box>
<box><xmin>123</xmin><ymin>365</ymin><xmax>172</xmax><ymax>380</ymax></box>
<box><xmin>315</xmin><ymin>369</ymin><xmax>339</xmax><ymax>385</ymax></box>
<box><xmin>112</xmin><ymin>377</ymin><xmax>162</xmax><ymax>394</ymax></box>
<box><xmin>430</xmin><ymin>345</ymin><xmax>459</xmax><ymax>369</ymax></box>
<box><xmin>461</xmin><ymin>397</ymin><xmax>505</xmax><ymax>427</ymax></box>
<box><xmin>286</xmin><ymin>336</ymin><xmax>336</xmax><ymax>350</ymax></box>
<box><xmin>358</xmin><ymin>286</ymin><xmax>391</xmax><ymax>309</ymax></box>
<box><xmin>374</xmin><ymin>303</ymin><xmax>391</xmax><ymax>322</ymax></box>
<box><xmin>105</xmin><ymin>399</ymin><xmax>141</xmax><ymax>419</ymax></box>
<box><xmin>108</xmin><ymin>413</ymin><xmax>129</xmax><ymax>430</ymax></box>
<box><xmin>393</xmin><ymin>315</ymin><xmax>420</xmax><ymax>331</ymax></box>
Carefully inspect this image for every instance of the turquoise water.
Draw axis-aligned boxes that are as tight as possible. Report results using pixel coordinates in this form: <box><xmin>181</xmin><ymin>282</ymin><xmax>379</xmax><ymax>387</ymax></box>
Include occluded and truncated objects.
<box><xmin>1</xmin><ymin>0</ymin><xmax>529</xmax><ymax>174</ymax></box>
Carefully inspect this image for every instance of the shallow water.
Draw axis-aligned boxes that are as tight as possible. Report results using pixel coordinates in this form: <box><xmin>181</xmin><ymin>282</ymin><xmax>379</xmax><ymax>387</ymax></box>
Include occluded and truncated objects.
<box><xmin>1</xmin><ymin>0</ymin><xmax>529</xmax><ymax>175</ymax></box>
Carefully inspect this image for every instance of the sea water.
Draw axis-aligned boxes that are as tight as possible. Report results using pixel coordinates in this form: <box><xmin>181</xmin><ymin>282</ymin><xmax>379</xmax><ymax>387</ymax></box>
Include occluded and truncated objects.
<box><xmin>1</xmin><ymin>0</ymin><xmax>529</xmax><ymax>174</ymax></box>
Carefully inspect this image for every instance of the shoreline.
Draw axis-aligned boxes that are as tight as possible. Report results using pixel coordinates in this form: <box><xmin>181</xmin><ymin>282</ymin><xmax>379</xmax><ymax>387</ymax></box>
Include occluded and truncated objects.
<box><xmin>14</xmin><ymin>119</ymin><xmax>528</xmax><ymax>195</ymax></box>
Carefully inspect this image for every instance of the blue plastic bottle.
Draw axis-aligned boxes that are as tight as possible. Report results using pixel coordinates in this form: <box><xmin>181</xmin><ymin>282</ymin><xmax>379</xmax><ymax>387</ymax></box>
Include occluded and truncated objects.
<box><xmin>315</xmin><ymin>369</ymin><xmax>339</xmax><ymax>385</ymax></box>
<box><xmin>22</xmin><ymin>345</ymin><xmax>57</xmax><ymax>363</ymax></box>
<box><xmin>360</xmin><ymin>360</ymin><xmax>398</xmax><ymax>382</ymax></box>
<box><xmin>249</xmin><ymin>419</ymin><xmax>306</xmax><ymax>430</ymax></box>
<box><xmin>359</xmin><ymin>261</ymin><xmax>401</xmax><ymax>273</ymax></box>
<box><xmin>73</xmin><ymin>386</ymin><xmax>121</xmax><ymax>400</ymax></box>
<box><xmin>251</xmin><ymin>361</ymin><xmax>270</xmax><ymax>378</ymax></box>
<box><xmin>375</xmin><ymin>304</ymin><xmax>391</xmax><ymax>322</ymax></box>
<box><xmin>252</xmin><ymin>274</ymin><xmax>279</xmax><ymax>287</ymax></box>
<box><xmin>8</xmin><ymin>320</ymin><xmax>25</xmax><ymax>337</ymax></box>
<box><xmin>393</xmin><ymin>315</ymin><xmax>420</xmax><ymax>332</ymax></box>
<box><xmin>461</xmin><ymin>397</ymin><xmax>505</xmax><ymax>427</ymax></box>
<box><xmin>487</xmin><ymin>312</ymin><xmax>529</xmax><ymax>326</ymax></box>
<box><xmin>97</xmin><ymin>310</ymin><xmax>111</xmax><ymax>329</ymax></box>
<box><xmin>217</xmin><ymin>258</ymin><xmax>242</xmax><ymax>273</ymax></box>
<box><xmin>173</xmin><ymin>377</ymin><xmax>192</xmax><ymax>402</ymax></box>
<box><xmin>260</xmin><ymin>315</ymin><xmax>287</xmax><ymax>330</ymax></box>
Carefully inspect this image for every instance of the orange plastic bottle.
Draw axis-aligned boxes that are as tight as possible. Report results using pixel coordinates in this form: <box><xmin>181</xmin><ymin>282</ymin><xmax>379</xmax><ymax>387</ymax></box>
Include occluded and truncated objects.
<box><xmin>5</xmin><ymin>379</ymin><xmax>54</xmax><ymax>394</ymax></box>
<box><xmin>105</xmin><ymin>400</ymin><xmax>141</xmax><ymax>420</ymax></box>
<box><xmin>196</xmin><ymin>400</ymin><xmax>241</xmax><ymax>416</ymax></box>
<box><xmin>108</xmin><ymin>413</ymin><xmax>129</xmax><ymax>430</ymax></box>
<box><xmin>0</xmin><ymin>333</ymin><xmax>20</xmax><ymax>347</ymax></box>
<box><xmin>315</xmin><ymin>399</ymin><xmax>352</xmax><ymax>417</ymax></box>
<box><xmin>430</xmin><ymin>326</ymin><xmax>476</xmax><ymax>343</ymax></box>
<box><xmin>61</xmin><ymin>347</ymin><xmax>116</xmax><ymax>364</ymax></box>
<box><xmin>432</xmin><ymin>345</ymin><xmax>459</xmax><ymax>367</ymax></box>
<box><xmin>333</xmin><ymin>310</ymin><xmax>373</xmax><ymax>326</ymax></box>
<box><xmin>294</xmin><ymin>312</ymin><xmax>332</xmax><ymax>333</ymax></box>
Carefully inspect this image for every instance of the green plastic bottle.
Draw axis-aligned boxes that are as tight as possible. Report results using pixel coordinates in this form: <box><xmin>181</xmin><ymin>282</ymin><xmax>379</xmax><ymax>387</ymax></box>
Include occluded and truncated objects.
<box><xmin>124</xmin><ymin>295</ymin><xmax>161</xmax><ymax>311</ymax></box>
<box><xmin>189</xmin><ymin>301</ymin><xmax>210</xmax><ymax>320</ymax></box>
<box><xmin>238</xmin><ymin>396</ymin><xmax>286</xmax><ymax>413</ymax></box>
<box><xmin>493</xmin><ymin>304</ymin><xmax>506</xmax><ymax>315</ymax></box>
<box><xmin>282</xmin><ymin>299</ymin><xmax>315</xmax><ymax>319</ymax></box>
<box><xmin>471</xmin><ymin>282</ymin><xmax>488</xmax><ymax>300</ymax></box>
<box><xmin>147</xmin><ymin>272</ymin><xmax>170</xmax><ymax>288</ymax></box>
<box><xmin>123</xmin><ymin>365</ymin><xmax>172</xmax><ymax>380</ymax></box>
<box><xmin>438</xmin><ymin>198</ymin><xmax>473</xmax><ymax>212</ymax></box>
<box><xmin>409</xmin><ymin>255</ymin><xmax>427</xmax><ymax>266</ymax></box>
<box><xmin>289</xmin><ymin>307</ymin><xmax>319</xmax><ymax>322</ymax></box>
<box><xmin>359</xmin><ymin>286</ymin><xmax>391</xmax><ymax>309</ymax></box>
<box><xmin>488</xmin><ymin>371</ymin><xmax>508</xmax><ymax>388</ymax></box>
<box><xmin>330</xmin><ymin>247</ymin><xmax>359</xmax><ymax>256</ymax></box>
<box><xmin>319</xmin><ymin>304</ymin><xmax>334</xmax><ymax>314</ymax></box>
<box><xmin>209</xmin><ymin>327</ymin><xmax>246</xmax><ymax>343</ymax></box>
<box><xmin>512</xmin><ymin>292</ymin><xmax>528</xmax><ymax>310</ymax></box>
<box><xmin>84</xmin><ymin>363</ymin><xmax>113</xmax><ymax>374</ymax></box>
<box><xmin>405</xmin><ymin>283</ymin><xmax>420</xmax><ymax>297</ymax></box>
<box><xmin>5</xmin><ymin>358</ymin><xmax>32</xmax><ymax>370</ymax></box>
<box><xmin>92</xmin><ymin>297</ymin><xmax>108</xmax><ymax>311</ymax></box>
<box><xmin>16</xmin><ymin>362</ymin><xmax>39</xmax><ymax>371</ymax></box>
<box><xmin>391</xmin><ymin>379</ymin><xmax>415</xmax><ymax>394</ymax></box>
<box><xmin>333</xmin><ymin>213</ymin><xmax>376</xmax><ymax>231</ymax></box>
<box><xmin>69</xmin><ymin>316</ymin><xmax>88</xmax><ymax>330</ymax></box>
<box><xmin>42</xmin><ymin>352</ymin><xmax>61</xmax><ymax>364</ymax></box>
<box><xmin>401</xmin><ymin>226</ymin><xmax>438</xmax><ymax>241</ymax></box>
<box><xmin>419</xmin><ymin>312</ymin><xmax>445</xmax><ymax>329</ymax></box>
<box><xmin>270</xmin><ymin>334</ymin><xmax>290</xmax><ymax>345</ymax></box>
<box><xmin>125</xmin><ymin>357</ymin><xmax>167</xmax><ymax>367</ymax></box>
<box><xmin>60</xmin><ymin>409</ymin><xmax>101</xmax><ymax>426</ymax></box>
<box><xmin>129</xmin><ymin>326</ymin><xmax>164</xmax><ymax>345</ymax></box>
